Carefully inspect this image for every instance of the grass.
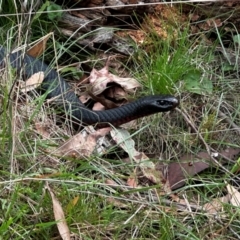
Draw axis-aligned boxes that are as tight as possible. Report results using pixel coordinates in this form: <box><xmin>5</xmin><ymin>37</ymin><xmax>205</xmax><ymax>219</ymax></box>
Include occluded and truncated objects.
<box><xmin>1</xmin><ymin>1</ymin><xmax>240</xmax><ymax>239</ymax></box>
<box><xmin>137</xmin><ymin>28</ymin><xmax>195</xmax><ymax>95</ymax></box>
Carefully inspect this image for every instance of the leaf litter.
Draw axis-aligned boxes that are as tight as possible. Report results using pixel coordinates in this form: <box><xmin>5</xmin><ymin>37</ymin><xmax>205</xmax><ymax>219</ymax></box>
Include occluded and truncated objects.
<box><xmin>8</xmin><ymin>4</ymin><xmax>240</xmax><ymax>236</ymax></box>
<box><xmin>19</xmin><ymin>37</ymin><xmax>240</xmax><ymax>215</ymax></box>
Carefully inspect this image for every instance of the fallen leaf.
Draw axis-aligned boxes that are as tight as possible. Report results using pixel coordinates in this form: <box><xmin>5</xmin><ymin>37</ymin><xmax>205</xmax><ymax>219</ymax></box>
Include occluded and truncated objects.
<box><xmin>110</xmin><ymin>128</ymin><xmax>137</xmax><ymax>159</ymax></box>
<box><xmin>46</xmin><ymin>182</ymin><xmax>71</xmax><ymax>240</ymax></box>
<box><xmin>190</xmin><ymin>13</ymin><xmax>200</xmax><ymax>22</ymax></box>
<box><xmin>20</xmin><ymin>72</ymin><xmax>44</xmax><ymax>92</ymax></box>
<box><xmin>79</xmin><ymin>92</ymin><xmax>90</xmax><ymax>104</ymax></box>
<box><xmin>56</xmin><ymin>127</ymin><xmax>111</xmax><ymax>158</ymax></box>
<box><xmin>111</xmin><ymin>128</ymin><xmax>166</xmax><ymax>187</ymax></box>
<box><xmin>225</xmin><ymin>1</ymin><xmax>234</xmax><ymax>7</ymax></box>
<box><xmin>85</xmin><ymin>64</ymin><xmax>142</xmax><ymax>115</ymax></box>
<box><xmin>92</xmin><ymin>102</ymin><xmax>105</xmax><ymax>111</ymax></box>
<box><xmin>105</xmin><ymin>179</ymin><xmax>119</xmax><ymax>186</ymax></box>
<box><xmin>107</xmin><ymin>86</ymin><xmax>126</xmax><ymax>100</ymax></box>
<box><xmin>164</xmin><ymin>148</ymin><xmax>240</xmax><ymax>190</ymax></box>
<box><xmin>167</xmin><ymin>158</ymin><xmax>209</xmax><ymax>190</ymax></box>
<box><xmin>203</xmin><ymin>195</ymin><xmax>230</xmax><ymax>214</ymax></box>
<box><xmin>199</xmin><ymin>18</ymin><xmax>222</xmax><ymax>31</ymax></box>
<box><xmin>107</xmin><ymin>197</ymin><xmax>128</xmax><ymax>209</ymax></box>
<box><xmin>27</xmin><ymin>33</ymin><xmax>52</xmax><ymax>57</ymax></box>
<box><xmin>127</xmin><ymin>176</ymin><xmax>138</xmax><ymax>188</ymax></box>
<box><xmin>226</xmin><ymin>184</ymin><xmax>240</xmax><ymax>207</ymax></box>
<box><xmin>35</xmin><ymin>122</ymin><xmax>50</xmax><ymax>139</ymax></box>
<box><xmin>89</xmin><ymin>66</ymin><xmax>141</xmax><ymax>96</ymax></box>
<box><xmin>92</xmin><ymin>95</ymin><xmax>121</xmax><ymax>109</ymax></box>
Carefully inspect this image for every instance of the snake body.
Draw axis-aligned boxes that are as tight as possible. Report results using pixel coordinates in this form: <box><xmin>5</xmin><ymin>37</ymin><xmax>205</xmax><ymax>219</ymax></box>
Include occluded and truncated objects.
<box><xmin>0</xmin><ymin>46</ymin><xmax>179</xmax><ymax>126</ymax></box>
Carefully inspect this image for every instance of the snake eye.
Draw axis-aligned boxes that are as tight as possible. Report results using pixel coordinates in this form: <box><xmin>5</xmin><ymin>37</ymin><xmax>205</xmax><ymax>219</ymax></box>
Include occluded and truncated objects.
<box><xmin>157</xmin><ymin>100</ymin><xmax>168</xmax><ymax>106</ymax></box>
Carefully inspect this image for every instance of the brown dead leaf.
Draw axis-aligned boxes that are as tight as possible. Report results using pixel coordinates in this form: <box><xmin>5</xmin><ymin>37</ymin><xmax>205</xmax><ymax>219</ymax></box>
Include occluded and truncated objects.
<box><xmin>164</xmin><ymin>148</ymin><xmax>240</xmax><ymax>190</ymax></box>
<box><xmin>170</xmin><ymin>194</ymin><xmax>181</xmax><ymax>202</ymax></box>
<box><xmin>107</xmin><ymin>197</ymin><xmax>128</xmax><ymax>209</ymax></box>
<box><xmin>190</xmin><ymin>13</ymin><xmax>200</xmax><ymax>22</ymax></box>
<box><xmin>56</xmin><ymin>127</ymin><xmax>111</xmax><ymax>158</ymax></box>
<box><xmin>167</xmin><ymin>159</ymin><xmax>209</xmax><ymax>190</ymax></box>
<box><xmin>20</xmin><ymin>72</ymin><xmax>44</xmax><ymax>92</ymax></box>
<box><xmin>127</xmin><ymin>176</ymin><xmax>138</xmax><ymax>188</ymax></box>
<box><xmin>92</xmin><ymin>101</ymin><xmax>105</xmax><ymax>111</ymax></box>
<box><xmin>35</xmin><ymin>122</ymin><xmax>50</xmax><ymax>139</ymax></box>
<box><xmin>79</xmin><ymin>92</ymin><xmax>90</xmax><ymax>104</ymax></box>
<box><xmin>203</xmin><ymin>195</ymin><xmax>230</xmax><ymax>214</ymax></box>
<box><xmin>199</xmin><ymin>18</ymin><xmax>222</xmax><ymax>31</ymax></box>
<box><xmin>46</xmin><ymin>182</ymin><xmax>71</xmax><ymax>240</ymax></box>
<box><xmin>105</xmin><ymin>179</ymin><xmax>119</xmax><ymax>186</ymax></box>
<box><xmin>89</xmin><ymin>66</ymin><xmax>141</xmax><ymax>96</ymax></box>
<box><xmin>85</xmin><ymin>64</ymin><xmax>141</xmax><ymax>112</ymax></box>
<box><xmin>119</xmin><ymin>29</ymin><xmax>146</xmax><ymax>45</ymax></box>
<box><xmin>89</xmin><ymin>93</ymin><xmax>118</xmax><ymax>109</ymax></box>
<box><xmin>58</xmin><ymin>132</ymin><xmax>87</xmax><ymax>158</ymax></box>
<box><xmin>27</xmin><ymin>33</ymin><xmax>52</xmax><ymax>57</ymax></box>
<box><xmin>107</xmin><ymin>86</ymin><xmax>126</xmax><ymax>100</ymax></box>
<box><xmin>226</xmin><ymin>184</ymin><xmax>240</xmax><ymax>207</ymax></box>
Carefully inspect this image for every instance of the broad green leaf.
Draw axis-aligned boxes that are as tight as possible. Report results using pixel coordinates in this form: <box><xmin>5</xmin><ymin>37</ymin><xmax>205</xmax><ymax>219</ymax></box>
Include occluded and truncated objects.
<box><xmin>184</xmin><ymin>70</ymin><xmax>213</xmax><ymax>95</ymax></box>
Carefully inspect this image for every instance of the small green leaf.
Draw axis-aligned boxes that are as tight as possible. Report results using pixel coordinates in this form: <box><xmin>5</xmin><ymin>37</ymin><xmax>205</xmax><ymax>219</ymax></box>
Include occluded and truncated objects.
<box><xmin>47</xmin><ymin>3</ymin><xmax>63</xmax><ymax>21</ymax></box>
<box><xmin>233</xmin><ymin>34</ymin><xmax>240</xmax><ymax>45</ymax></box>
<box><xmin>184</xmin><ymin>70</ymin><xmax>213</xmax><ymax>95</ymax></box>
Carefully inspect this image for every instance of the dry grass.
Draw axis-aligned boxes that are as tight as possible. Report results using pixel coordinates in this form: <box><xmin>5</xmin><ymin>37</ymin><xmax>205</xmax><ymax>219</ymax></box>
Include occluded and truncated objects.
<box><xmin>1</xmin><ymin>1</ymin><xmax>240</xmax><ymax>239</ymax></box>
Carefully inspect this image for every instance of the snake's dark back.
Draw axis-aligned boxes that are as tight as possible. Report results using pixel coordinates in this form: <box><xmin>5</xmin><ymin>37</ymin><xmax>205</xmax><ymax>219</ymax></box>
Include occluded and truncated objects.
<box><xmin>0</xmin><ymin>46</ymin><xmax>179</xmax><ymax>127</ymax></box>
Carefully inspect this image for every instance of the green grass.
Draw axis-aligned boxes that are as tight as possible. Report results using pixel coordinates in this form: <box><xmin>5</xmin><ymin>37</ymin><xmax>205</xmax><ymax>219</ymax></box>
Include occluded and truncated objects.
<box><xmin>1</xmin><ymin>1</ymin><xmax>240</xmax><ymax>239</ymax></box>
<box><xmin>137</xmin><ymin>28</ymin><xmax>194</xmax><ymax>95</ymax></box>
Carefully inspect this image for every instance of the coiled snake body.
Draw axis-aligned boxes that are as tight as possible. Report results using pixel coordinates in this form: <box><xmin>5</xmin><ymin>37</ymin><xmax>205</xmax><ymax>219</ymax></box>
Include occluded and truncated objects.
<box><xmin>0</xmin><ymin>46</ymin><xmax>179</xmax><ymax>127</ymax></box>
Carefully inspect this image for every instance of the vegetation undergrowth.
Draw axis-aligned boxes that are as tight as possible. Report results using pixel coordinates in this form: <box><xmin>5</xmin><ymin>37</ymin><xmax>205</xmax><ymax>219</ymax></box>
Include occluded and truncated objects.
<box><xmin>0</xmin><ymin>1</ymin><xmax>240</xmax><ymax>239</ymax></box>
<box><xmin>139</xmin><ymin>28</ymin><xmax>194</xmax><ymax>94</ymax></box>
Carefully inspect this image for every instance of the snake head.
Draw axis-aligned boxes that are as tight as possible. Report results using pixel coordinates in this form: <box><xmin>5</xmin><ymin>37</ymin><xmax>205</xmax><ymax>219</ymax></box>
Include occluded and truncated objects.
<box><xmin>142</xmin><ymin>95</ymin><xmax>179</xmax><ymax>113</ymax></box>
<box><xmin>155</xmin><ymin>95</ymin><xmax>179</xmax><ymax>111</ymax></box>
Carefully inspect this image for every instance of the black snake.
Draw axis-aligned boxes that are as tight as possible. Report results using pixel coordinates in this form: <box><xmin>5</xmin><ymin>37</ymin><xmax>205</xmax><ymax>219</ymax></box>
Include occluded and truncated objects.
<box><xmin>0</xmin><ymin>46</ymin><xmax>179</xmax><ymax>127</ymax></box>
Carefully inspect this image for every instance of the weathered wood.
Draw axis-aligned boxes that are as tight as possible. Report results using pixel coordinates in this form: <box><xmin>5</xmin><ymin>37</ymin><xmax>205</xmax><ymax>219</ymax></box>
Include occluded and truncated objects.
<box><xmin>58</xmin><ymin>0</ymin><xmax>159</xmax><ymax>54</ymax></box>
